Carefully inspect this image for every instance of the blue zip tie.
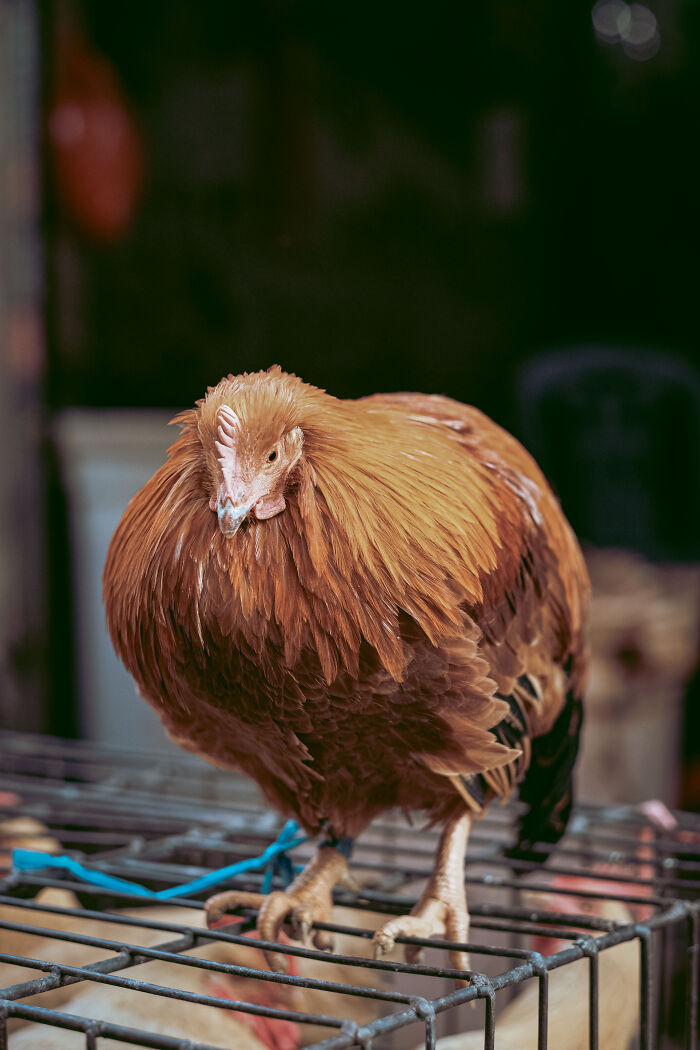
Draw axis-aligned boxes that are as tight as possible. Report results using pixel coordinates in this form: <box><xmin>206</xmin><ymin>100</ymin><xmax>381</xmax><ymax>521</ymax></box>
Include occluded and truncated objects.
<box><xmin>11</xmin><ymin>819</ymin><xmax>308</xmax><ymax>900</ymax></box>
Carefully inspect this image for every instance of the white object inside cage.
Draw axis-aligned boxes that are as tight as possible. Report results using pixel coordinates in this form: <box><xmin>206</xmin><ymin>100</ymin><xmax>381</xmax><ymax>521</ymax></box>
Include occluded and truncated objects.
<box><xmin>55</xmin><ymin>409</ymin><xmax>177</xmax><ymax>750</ymax></box>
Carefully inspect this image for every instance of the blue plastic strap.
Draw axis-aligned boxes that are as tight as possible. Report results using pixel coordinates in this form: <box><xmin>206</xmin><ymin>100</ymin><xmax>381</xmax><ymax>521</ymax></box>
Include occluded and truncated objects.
<box><xmin>11</xmin><ymin>819</ymin><xmax>308</xmax><ymax>900</ymax></box>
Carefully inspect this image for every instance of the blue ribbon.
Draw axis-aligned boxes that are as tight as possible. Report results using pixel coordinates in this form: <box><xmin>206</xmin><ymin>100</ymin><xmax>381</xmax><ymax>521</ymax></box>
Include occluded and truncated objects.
<box><xmin>11</xmin><ymin>819</ymin><xmax>308</xmax><ymax>900</ymax></box>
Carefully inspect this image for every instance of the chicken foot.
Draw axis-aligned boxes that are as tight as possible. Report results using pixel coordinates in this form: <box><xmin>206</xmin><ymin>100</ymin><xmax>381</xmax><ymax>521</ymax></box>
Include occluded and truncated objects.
<box><xmin>372</xmin><ymin>811</ymin><xmax>472</xmax><ymax>976</ymax></box>
<box><xmin>205</xmin><ymin>844</ymin><xmax>350</xmax><ymax>971</ymax></box>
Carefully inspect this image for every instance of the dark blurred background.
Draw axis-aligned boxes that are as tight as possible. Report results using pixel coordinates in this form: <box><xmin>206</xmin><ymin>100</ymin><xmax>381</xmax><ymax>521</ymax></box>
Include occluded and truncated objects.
<box><xmin>1</xmin><ymin>0</ymin><xmax>698</xmax><ymax>807</ymax></box>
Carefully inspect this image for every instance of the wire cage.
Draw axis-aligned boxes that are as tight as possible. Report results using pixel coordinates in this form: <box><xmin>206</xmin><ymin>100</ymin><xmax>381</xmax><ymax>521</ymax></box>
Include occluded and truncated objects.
<box><xmin>1</xmin><ymin>731</ymin><xmax>698</xmax><ymax>1050</ymax></box>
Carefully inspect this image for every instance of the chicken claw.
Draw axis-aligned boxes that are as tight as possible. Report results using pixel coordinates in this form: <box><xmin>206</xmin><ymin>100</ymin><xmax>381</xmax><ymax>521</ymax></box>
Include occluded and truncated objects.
<box><xmin>205</xmin><ymin>845</ymin><xmax>349</xmax><ymax>971</ymax></box>
<box><xmin>372</xmin><ymin>812</ymin><xmax>472</xmax><ymax>978</ymax></box>
<box><xmin>373</xmin><ymin>894</ymin><xmax>471</xmax><ymax>973</ymax></box>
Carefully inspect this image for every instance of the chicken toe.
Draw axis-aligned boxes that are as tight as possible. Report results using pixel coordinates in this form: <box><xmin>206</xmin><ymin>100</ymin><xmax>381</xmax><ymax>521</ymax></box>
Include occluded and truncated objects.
<box><xmin>372</xmin><ymin>811</ymin><xmax>472</xmax><ymax>978</ymax></box>
<box><xmin>204</xmin><ymin>844</ymin><xmax>349</xmax><ymax>970</ymax></box>
<box><xmin>373</xmin><ymin>894</ymin><xmax>471</xmax><ymax>973</ymax></box>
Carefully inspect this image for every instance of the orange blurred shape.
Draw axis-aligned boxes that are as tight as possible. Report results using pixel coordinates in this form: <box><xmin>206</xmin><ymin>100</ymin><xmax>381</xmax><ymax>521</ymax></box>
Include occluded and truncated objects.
<box><xmin>208</xmin><ymin>980</ymin><xmax>300</xmax><ymax>1050</ymax></box>
<box><xmin>48</xmin><ymin>28</ymin><xmax>144</xmax><ymax>242</ymax></box>
<box><xmin>532</xmin><ymin>864</ymin><xmax>656</xmax><ymax>958</ymax></box>
<box><xmin>205</xmin><ymin>918</ymin><xmax>300</xmax><ymax>1050</ymax></box>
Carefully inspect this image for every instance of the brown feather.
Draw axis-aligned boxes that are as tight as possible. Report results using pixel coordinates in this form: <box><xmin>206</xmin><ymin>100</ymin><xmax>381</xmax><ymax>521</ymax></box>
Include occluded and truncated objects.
<box><xmin>103</xmin><ymin>368</ymin><xmax>589</xmax><ymax>839</ymax></box>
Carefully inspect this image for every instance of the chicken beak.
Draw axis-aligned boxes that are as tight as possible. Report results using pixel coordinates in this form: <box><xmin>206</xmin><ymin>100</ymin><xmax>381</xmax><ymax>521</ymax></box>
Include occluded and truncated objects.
<box><xmin>217</xmin><ymin>498</ymin><xmax>251</xmax><ymax>536</ymax></box>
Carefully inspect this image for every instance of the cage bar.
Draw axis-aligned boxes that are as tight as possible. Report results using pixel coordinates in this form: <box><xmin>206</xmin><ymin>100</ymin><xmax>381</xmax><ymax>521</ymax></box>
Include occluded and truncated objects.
<box><xmin>1</xmin><ymin>731</ymin><xmax>698</xmax><ymax>1049</ymax></box>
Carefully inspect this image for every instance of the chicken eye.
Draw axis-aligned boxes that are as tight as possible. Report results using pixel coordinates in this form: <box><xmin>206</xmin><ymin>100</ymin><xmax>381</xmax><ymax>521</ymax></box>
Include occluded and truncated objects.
<box><xmin>268</xmin><ymin>449</ymin><xmax>278</xmax><ymax>462</ymax></box>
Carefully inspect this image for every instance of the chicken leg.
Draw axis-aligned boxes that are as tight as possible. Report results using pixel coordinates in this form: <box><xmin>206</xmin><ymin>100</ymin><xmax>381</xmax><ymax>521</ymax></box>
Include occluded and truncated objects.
<box><xmin>205</xmin><ymin>844</ymin><xmax>350</xmax><ymax>970</ymax></box>
<box><xmin>372</xmin><ymin>811</ymin><xmax>472</xmax><ymax>976</ymax></box>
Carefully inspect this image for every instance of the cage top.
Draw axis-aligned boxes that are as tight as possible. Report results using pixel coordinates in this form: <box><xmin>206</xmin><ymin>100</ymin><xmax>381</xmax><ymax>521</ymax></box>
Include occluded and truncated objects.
<box><xmin>1</xmin><ymin>731</ymin><xmax>699</xmax><ymax>1050</ymax></box>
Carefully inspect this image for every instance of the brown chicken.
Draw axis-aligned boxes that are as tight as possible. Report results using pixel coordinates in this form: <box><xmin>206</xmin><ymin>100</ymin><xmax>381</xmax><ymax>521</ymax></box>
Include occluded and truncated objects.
<box><xmin>103</xmin><ymin>366</ymin><xmax>589</xmax><ymax>973</ymax></box>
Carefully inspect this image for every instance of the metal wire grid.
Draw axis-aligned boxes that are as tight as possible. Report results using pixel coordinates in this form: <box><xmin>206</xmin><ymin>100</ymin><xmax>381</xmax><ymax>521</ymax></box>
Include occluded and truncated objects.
<box><xmin>0</xmin><ymin>731</ymin><xmax>698</xmax><ymax>1050</ymax></box>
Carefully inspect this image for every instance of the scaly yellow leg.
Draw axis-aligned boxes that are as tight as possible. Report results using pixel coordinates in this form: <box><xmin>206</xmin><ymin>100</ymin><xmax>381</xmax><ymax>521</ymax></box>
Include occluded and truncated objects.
<box><xmin>372</xmin><ymin>811</ymin><xmax>472</xmax><ymax>976</ymax></box>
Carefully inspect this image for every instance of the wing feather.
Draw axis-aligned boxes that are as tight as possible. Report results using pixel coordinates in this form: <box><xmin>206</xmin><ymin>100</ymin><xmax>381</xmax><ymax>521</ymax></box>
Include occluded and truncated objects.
<box><xmin>363</xmin><ymin>391</ymin><xmax>589</xmax><ymax>816</ymax></box>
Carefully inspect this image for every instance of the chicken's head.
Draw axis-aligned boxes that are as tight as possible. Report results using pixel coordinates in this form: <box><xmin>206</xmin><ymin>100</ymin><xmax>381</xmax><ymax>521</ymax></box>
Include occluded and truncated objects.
<box><xmin>200</xmin><ymin>380</ymin><xmax>305</xmax><ymax>536</ymax></box>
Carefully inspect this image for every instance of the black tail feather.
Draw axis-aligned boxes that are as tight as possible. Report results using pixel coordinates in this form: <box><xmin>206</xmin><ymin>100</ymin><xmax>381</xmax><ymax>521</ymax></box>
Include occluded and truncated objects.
<box><xmin>507</xmin><ymin>689</ymin><xmax>583</xmax><ymax>868</ymax></box>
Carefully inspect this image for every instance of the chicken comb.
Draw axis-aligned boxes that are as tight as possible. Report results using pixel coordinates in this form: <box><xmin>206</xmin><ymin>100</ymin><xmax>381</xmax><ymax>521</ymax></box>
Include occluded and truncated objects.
<box><xmin>215</xmin><ymin>406</ymin><xmax>241</xmax><ymax>471</ymax></box>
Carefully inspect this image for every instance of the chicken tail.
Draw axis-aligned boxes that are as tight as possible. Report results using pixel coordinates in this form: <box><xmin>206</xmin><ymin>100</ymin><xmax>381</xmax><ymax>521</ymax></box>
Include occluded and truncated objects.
<box><xmin>508</xmin><ymin>688</ymin><xmax>583</xmax><ymax>868</ymax></box>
